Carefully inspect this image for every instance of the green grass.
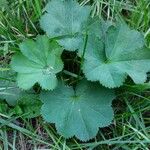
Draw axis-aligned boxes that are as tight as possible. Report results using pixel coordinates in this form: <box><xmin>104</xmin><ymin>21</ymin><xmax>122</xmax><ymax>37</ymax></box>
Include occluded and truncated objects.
<box><xmin>0</xmin><ymin>0</ymin><xmax>150</xmax><ymax>149</ymax></box>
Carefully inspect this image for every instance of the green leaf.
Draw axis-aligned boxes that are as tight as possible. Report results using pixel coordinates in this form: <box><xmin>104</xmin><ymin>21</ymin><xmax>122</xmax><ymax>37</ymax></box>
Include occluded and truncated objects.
<box><xmin>40</xmin><ymin>0</ymin><xmax>90</xmax><ymax>51</ymax></box>
<box><xmin>40</xmin><ymin>80</ymin><xmax>115</xmax><ymax>141</ymax></box>
<box><xmin>83</xmin><ymin>23</ymin><xmax>150</xmax><ymax>88</ymax></box>
<box><xmin>11</xmin><ymin>35</ymin><xmax>63</xmax><ymax>90</ymax></box>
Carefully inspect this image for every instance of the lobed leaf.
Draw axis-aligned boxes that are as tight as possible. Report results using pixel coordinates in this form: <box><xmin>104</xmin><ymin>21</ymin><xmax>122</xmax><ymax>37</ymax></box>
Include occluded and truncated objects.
<box><xmin>83</xmin><ymin>24</ymin><xmax>150</xmax><ymax>88</ymax></box>
<box><xmin>11</xmin><ymin>35</ymin><xmax>63</xmax><ymax>90</ymax></box>
<box><xmin>40</xmin><ymin>80</ymin><xmax>115</xmax><ymax>141</ymax></box>
<box><xmin>40</xmin><ymin>0</ymin><xmax>91</xmax><ymax>51</ymax></box>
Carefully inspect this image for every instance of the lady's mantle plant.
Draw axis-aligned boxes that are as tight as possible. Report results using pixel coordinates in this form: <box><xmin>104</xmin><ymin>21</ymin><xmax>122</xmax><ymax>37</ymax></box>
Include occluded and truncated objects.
<box><xmin>10</xmin><ymin>0</ymin><xmax>150</xmax><ymax>141</ymax></box>
<box><xmin>11</xmin><ymin>36</ymin><xmax>63</xmax><ymax>90</ymax></box>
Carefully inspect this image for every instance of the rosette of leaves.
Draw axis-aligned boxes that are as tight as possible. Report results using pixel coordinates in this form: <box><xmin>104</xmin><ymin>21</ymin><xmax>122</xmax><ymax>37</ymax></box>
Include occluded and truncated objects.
<box><xmin>8</xmin><ymin>0</ymin><xmax>150</xmax><ymax>142</ymax></box>
<box><xmin>82</xmin><ymin>24</ymin><xmax>150</xmax><ymax>88</ymax></box>
<box><xmin>11</xmin><ymin>35</ymin><xmax>63</xmax><ymax>90</ymax></box>
<box><xmin>40</xmin><ymin>0</ymin><xmax>91</xmax><ymax>51</ymax></box>
<box><xmin>40</xmin><ymin>80</ymin><xmax>115</xmax><ymax>141</ymax></box>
